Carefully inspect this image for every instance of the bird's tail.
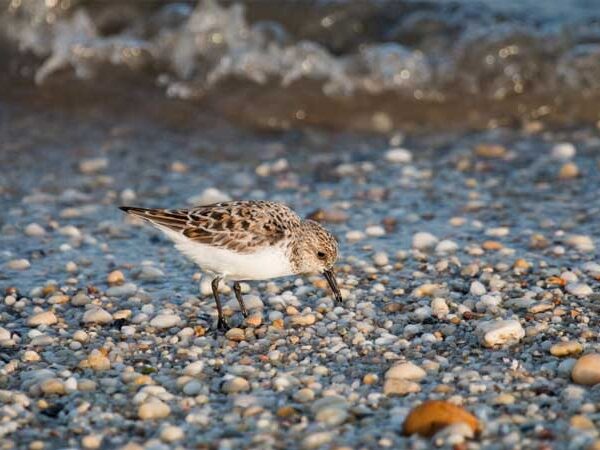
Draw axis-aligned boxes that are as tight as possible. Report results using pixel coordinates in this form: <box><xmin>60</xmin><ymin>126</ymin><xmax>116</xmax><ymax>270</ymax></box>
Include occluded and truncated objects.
<box><xmin>119</xmin><ymin>206</ymin><xmax>188</xmax><ymax>231</ymax></box>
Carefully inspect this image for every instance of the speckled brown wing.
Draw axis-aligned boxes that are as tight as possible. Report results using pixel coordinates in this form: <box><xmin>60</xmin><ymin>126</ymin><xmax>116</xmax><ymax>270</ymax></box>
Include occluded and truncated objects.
<box><xmin>120</xmin><ymin>201</ymin><xmax>301</xmax><ymax>253</ymax></box>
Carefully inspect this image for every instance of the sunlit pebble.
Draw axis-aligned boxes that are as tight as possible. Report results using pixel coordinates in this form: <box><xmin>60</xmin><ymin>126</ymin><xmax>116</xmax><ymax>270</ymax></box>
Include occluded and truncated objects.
<box><xmin>384</xmin><ymin>148</ymin><xmax>413</xmax><ymax>164</ymax></box>
<box><xmin>560</xmin><ymin>271</ymin><xmax>578</xmax><ymax>283</ymax></box>
<box><xmin>485</xmin><ymin>227</ymin><xmax>510</xmax><ymax>237</ymax></box>
<box><xmin>120</xmin><ymin>189</ymin><xmax>136</xmax><ymax>202</ymax></box>
<box><xmin>551</xmin><ymin>142</ymin><xmax>576</xmax><ymax>160</ymax></box>
<box><xmin>170</xmin><ymin>161</ymin><xmax>189</xmax><ymax>173</ymax></box>
<box><xmin>553</xmin><ymin>246</ymin><xmax>566</xmax><ymax>255</ymax></box>
<box><xmin>65</xmin><ymin>261</ymin><xmax>78</xmax><ymax>273</ymax></box>
<box><xmin>365</xmin><ymin>225</ymin><xmax>385</xmax><ymax>237</ymax></box>
<box><xmin>79</xmin><ymin>157</ymin><xmax>108</xmax><ymax>174</ymax></box>
<box><xmin>346</xmin><ymin>230</ymin><xmax>365</xmax><ymax>242</ymax></box>
<box><xmin>559</xmin><ymin>162</ymin><xmax>579</xmax><ymax>179</ymax></box>
<box><xmin>24</xmin><ymin>223</ymin><xmax>46</xmax><ymax>237</ymax></box>
<box><xmin>6</xmin><ymin>259</ymin><xmax>30</xmax><ymax>270</ymax></box>
<box><xmin>373</xmin><ymin>252</ymin><xmax>389</xmax><ymax>266</ymax></box>
<box><xmin>187</xmin><ymin>187</ymin><xmax>231</xmax><ymax>206</ymax></box>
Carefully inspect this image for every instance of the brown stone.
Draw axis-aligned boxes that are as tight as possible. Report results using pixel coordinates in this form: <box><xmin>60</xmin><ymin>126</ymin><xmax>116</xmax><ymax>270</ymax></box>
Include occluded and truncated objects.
<box><xmin>402</xmin><ymin>400</ymin><xmax>481</xmax><ymax>437</ymax></box>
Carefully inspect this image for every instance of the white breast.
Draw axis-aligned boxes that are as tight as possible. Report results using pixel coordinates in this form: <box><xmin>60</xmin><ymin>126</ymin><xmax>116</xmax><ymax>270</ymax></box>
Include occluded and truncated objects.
<box><xmin>156</xmin><ymin>226</ymin><xmax>294</xmax><ymax>281</ymax></box>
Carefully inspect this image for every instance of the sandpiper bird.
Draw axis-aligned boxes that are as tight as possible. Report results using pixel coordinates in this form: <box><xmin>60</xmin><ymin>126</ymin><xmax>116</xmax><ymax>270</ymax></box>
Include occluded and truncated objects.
<box><xmin>119</xmin><ymin>201</ymin><xmax>342</xmax><ymax>331</ymax></box>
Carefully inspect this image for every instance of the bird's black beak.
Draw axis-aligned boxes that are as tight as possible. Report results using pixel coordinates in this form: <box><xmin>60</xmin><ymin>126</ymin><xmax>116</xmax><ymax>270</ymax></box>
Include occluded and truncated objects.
<box><xmin>323</xmin><ymin>269</ymin><xmax>343</xmax><ymax>304</ymax></box>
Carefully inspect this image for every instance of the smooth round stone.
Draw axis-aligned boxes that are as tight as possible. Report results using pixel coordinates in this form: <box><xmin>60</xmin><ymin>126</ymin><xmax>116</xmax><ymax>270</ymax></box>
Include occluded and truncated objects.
<box><xmin>312</xmin><ymin>396</ymin><xmax>348</xmax><ymax>426</ymax></box>
<box><xmin>22</xmin><ymin>350</ymin><xmax>40</xmax><ymax>362</ymax></box>
<box><xmin>160</xmin><ymin>426</ymin><xmax>184</xmax><ymax>443</ymax></box>
<box><xmin>106</xmin><ymin>283</ymin><xmax>137</xmax><ymax>297</ymax></box>
<box><xmin>82</xmin><ymin>308</ymin><xmax>113</xmax><ymax>325</ymax></box>
<box><xmin>80</xmin><ymin>350</ymin><xmax>110</xmax><ymax>371</ymax></box>
<box><xmin>365</xmin><ymin>225</ymin><xmax>385</xmax><ymax>237</ymax></box>
<box><xmin>386</xmin><ymin>362</ymin><xmax>426</xmax><ymax>381</ymax></box>
<box><xmin>373</xmin><ymin>252</ymin><xmax>389</xmax><ymax>266</ymax></box>
<box><xmin>435</xmin><ymin>240</ymin><xmax>458</xmax><ymax>254</ymax></box>
<box><xmin>40</xmin><ymin>378</ymin><xmax>66</xmax><ymax>395</ymax></box>
<box><xmin>0</xmin><ymin>327</ymin><xmax>11</xmax><ymax>341</ymax></box>
<box><xmin>107</xmin><ymin>270</ymin><xmax>125</xmax><ymax>285</ymax></box>
<box><xmin>81</xmin><ymin>434</ymin><xmax>103</xmax><ymax>449</ymax></box>
<box><xmin>551</xmin><ymin>341</ymin><xmax>583</xmax><ymax>357</ymax></box>
<box><xmin>477</xmin><ymin>320</ymin><xmax>525</xmax><ymax>347</ymax></box>
<box><xmin>138</xmin><ymin>399</ymin><xmax>171</xmax><ymax>420</ymax></box>
<box><xmin>71</xmin><ymin>293</ymin><xmax>91</xmax><ymax>306</ymax></box>
<box><xmin>385</xmin><ymin>148</ymin><xmax>413</xmax><ymax>163</ymax></box>
<box><xmin>431</xmin><ymin>298</ymin><xmax>449</xmax><ymax>318</ymax></box>
<box><xmin>150</xmin><ymin>314</ymin><xmax>181</xmax><ymax>329</ymax></box>
<box><xmin>572</xmin><ymin>354</ymin><xmax>600</xmax><ymax>385</ymax></box>
<box><xmin>469</xmin><ymin>281</ymin><xmax>487</xmax><ymax>296</ymax></box>
<box><xmin>346</xmin><ymin>230</ymin><xmax>365</xmax><ymax>241</ymax></box>
<box><xmin>137</xmin><ymin>266</ymin><xmax>165</xmax><ymax>281</ymax></box>
<box><xmin>222</xmin><ymin>377</ymin><xmax>250</xmax><ymax>394</ymax></box>
<box><xmin>302</xmin><ymin>432</ymin><xmax>334</xmax><ymax>450</ymax></box>
<box><xmin>183</xmin><ymin>361</ymin><xmax>204</xmax><ymax>376</ymax></box>
<box><xmin>187</xmin><ymin>187</ymin><xmax>231</xmax><ymax>206</ymax></box>
<box><xmin>412</xmin><ymin>232</ymin><xmax>438</xmax><ymax>250</ymax></box>
<box><xmin>6</xmin><ymin>259</ymin><xmax>31</xmax><ymax>270</ymax></box>
<box><xmin>290</xmin><ymin>314</ymin><xmax>316</xmax><ymax>326</ymax></box>
<box><xmin>565</xmin><ymin>235</ymin><xmax>595</xmax><ymax>253</ymax></box>
<box><xmin>25</xmin><ymin>223</ymin><xmax>46</xmax><ymax>237</ymax></box>
<box><xmin>73</xmin><ymin>330</ymin><xmax>89</xmax><ymax>343</ymax></box>
<box><xmin>183</xmin><ymin>380</ymin><xmax>203</xmax><ymax>396</ymax></box>
<box><xmin>566</xmin><ymin>283</ymin><xmax>593</xmax><ymax>297</ymax></box>
<box><xmin>294</xmin><ymin>388</ymin><xmax>315</xmax><ymax>403</ymax></box>
<box><xmin>383</xmin><ymin>378</ymin><xmax>421</xmax><ymax>396</ymax></box>
<box><xmin>27</xmin><ymin>311</ymin><xmax>57</xmax><ymax>327</ymax></box>
<box><xmin>79</xmin><ymin>157</ymin><xmax>108</xmax><ymax>174</ymax></box>
<box><xmin>225</xmin><ymin>328</ymin><xmax>245</xmax><ymax>341</ymax></box>
<box><xmin>552</xmin><ymin>142</ymin><xmax>576</xmax><ymax>160</ymax></box>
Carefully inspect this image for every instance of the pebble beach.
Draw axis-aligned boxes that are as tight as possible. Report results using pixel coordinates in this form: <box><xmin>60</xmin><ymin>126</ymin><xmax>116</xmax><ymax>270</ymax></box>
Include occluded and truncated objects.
<box><xmin>3</xmin><ymin>1</ymin><xmax>600</xmax><ymax>448</ymax></box>
<box><xmin>2</xmin><ymin>98</ymin><xmax>600</xmax><ymax>449</ymax></box>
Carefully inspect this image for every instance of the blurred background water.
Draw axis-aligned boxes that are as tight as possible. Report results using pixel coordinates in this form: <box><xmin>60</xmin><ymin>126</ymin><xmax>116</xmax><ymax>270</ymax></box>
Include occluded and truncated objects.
<box><xmin>2</xmin><ymin>0</ymin><xmax>600</xmax><ymax>133</ymax></box>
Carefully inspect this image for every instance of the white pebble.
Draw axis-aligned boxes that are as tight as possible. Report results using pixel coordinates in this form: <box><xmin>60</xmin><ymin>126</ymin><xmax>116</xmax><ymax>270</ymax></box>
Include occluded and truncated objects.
<box><xmin>551</xmin><ymin>142</ymin><xmax>576</xmax><ymax>160</ymax></box>
<box><xmin>384</xmin><ymin>148</ymin><xmax>413</xmax><ymax>164</ymax></box>
<box><xmin>566</xmin><ymin>283</ymin><xmax>593</xmax><ymax>298</ymax></box>
<box><xmin>79</xmin><ymin>157</ymin><xmax>108</xmax><ymax>174</ymax></box>
<box><xmin>6</xmin><ymin>259</ymin><xmax>30</xmax><ymax>270</ymax></box>
<box><xmin>478</xmin><ymin>320</ymin><xmax>525</xmax><ymax>347</ymax></box>
<box><xmin>373</xmin><ymin>252</ymin><xmax>389</xmax><ymax>266</ymax></box>
<box><xmin>470</xmin><ymin>281</ymin><xmax>487</xmax><ymax>296</ymax></box>
<box><xmin>160</xmin><ymin>425</ymin><xmax>184</xmax><ymax>443</ymax></box>
<box><xmin>82</xmin><ymin>308</ymin><xmax>113</xmax><ymax>325</ymax></box>
<box><xmin>150</xmin><ymin>314</ymin><xmax>181</xmax><ymax>329</ymax></box>
<box><xmin>365</xmin><ymin>225</ymin><xmax>385</xmax><ymax>237</ymax></box>
<box><xmin>431</xmin><ymin>298</ymin><xmax>449</xmax><ymax>318</ymax></box>
<box><xmin>435</xmin><ymin>240</ymin><xmax>458</xmax><ymax>254</ymax></box>
<box><xmin>412</xmin><ymin>232</ymin><xmax>438</xmax><ymax>250</ymax></box>
<box><xmin>346</xmin><ymin>230</ymin><xmax>365</xmax><ymax>242</ymax></box>
<box><xmin>25</xmin><ymin>223</ymin><xmax>46</xmax><ymax>237</ymax></box>
<box><xmin>187</xmin><ymin>188</ymin><xmax>231</xmax><ymax>206</ymax></box>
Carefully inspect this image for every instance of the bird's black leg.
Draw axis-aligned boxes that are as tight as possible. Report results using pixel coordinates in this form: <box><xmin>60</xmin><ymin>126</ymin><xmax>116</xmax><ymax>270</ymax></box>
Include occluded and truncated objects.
<box><xmin>211</xmin><ymin>277</ymin><xmax>229</xmax><ymax>331</ymax></box>
<box><xmin>233</xmin><ymin>282</ymin><xmax>248</xmax><ymax>318</ymax></box>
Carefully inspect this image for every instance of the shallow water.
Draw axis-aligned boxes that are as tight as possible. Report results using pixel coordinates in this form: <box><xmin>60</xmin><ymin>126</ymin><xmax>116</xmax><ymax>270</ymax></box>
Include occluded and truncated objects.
<box><xmin>3</xmin><ymin>0</ymin><xmax>600</xmax><ymax>131</ymax></box>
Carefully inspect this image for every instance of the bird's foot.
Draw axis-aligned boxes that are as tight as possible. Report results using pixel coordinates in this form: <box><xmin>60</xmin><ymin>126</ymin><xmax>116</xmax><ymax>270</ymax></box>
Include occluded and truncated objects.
<box><xmin>217</xmin><ymin>318</ymin><xmax>231</xmax><ymax>332</ymax></box>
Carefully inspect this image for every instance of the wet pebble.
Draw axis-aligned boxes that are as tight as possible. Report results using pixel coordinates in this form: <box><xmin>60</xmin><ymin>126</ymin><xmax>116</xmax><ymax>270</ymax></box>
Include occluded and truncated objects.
<box><xmin>572</xmin><ymin>354</ymin><xmax>600</xmax><ymax>385</ymax></box>
<box><xmin>82</xmin><ymin>307</ymin><xmax>113</xmax><ymax>325</ymax></box>
<box><xmin>150</xmin><ymin>314</ymin><xmax>181</xmax><ymax>329</ymax></box>
<box><xmin>138</xmin><ymin>399</ymin><xmax>171</xmax><ymax>420</ymax></box>
<box><xmin>27</xmin><ymin>311</ymin><xmax>57</xmax><ymax>327</ymax></box>
<box><xmin>477</xmin><ymin>320</ymin><xmax>525</xmax><ymax>347</ymax></box>
<box><xmin>412</xmin><ymin>232</ymin><xmax>438</xmax><ymax>250</ymax></box>
<box><xmin>6</xmin><ymin>259</ymin><xmax>31</xmax><ymax>270</ymax></box>
<box><xmin>24</xmin><ymin>223</ymin><xmax>46</xmax><ymax>237</ymax></box>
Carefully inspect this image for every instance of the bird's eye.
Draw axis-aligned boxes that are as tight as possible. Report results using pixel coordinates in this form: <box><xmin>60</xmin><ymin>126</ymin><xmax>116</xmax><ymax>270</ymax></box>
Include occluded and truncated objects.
<box><xmin>317</xmin><ymin>251</ymin><xmax>326</xmax><ymax>260</ymax></box>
